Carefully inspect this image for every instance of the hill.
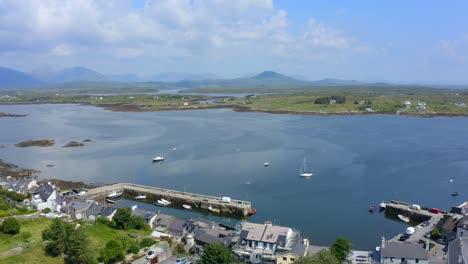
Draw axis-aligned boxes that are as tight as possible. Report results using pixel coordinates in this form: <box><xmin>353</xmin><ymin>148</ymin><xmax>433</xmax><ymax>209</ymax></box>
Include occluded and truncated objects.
<box><xmin>48</xmin><ymin>66</ymin><xmax>107</xmax><ymax>83</ymax></box>
<box><xmin>0</xmin><ymin>67</ymin><xmax>42</xmax><ymax>89</ymax></box>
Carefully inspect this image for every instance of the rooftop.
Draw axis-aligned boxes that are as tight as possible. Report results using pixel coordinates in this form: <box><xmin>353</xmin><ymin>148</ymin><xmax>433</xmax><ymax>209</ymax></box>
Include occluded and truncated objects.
<box><xmin>240</xmin><ymin>222</ymin><xmax>291</xmax><ymax>245</ymax></box>
<box><xmin>381</xmin><ymin>242</ymin><xmax>429</xmax><ymax>260</ymax></box>
<box><xmin>448</xmin><ymin>237</ymin><xmax>468</xmax><ymax>264</ymax></box>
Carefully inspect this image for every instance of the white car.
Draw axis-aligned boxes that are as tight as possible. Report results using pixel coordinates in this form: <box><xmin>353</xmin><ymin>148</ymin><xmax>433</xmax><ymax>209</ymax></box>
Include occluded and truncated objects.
<box><xmin>146</xmin><ymin>250</ymin><xmax>156</xmax><ymax>259</ymax></box>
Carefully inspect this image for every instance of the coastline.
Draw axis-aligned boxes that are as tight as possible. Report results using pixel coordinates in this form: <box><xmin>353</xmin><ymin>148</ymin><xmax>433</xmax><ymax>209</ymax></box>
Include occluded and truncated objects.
<box><xmin>1</xmin><ymin>101</ymin><xmax>468</xmax><ymax>118</ymax></box>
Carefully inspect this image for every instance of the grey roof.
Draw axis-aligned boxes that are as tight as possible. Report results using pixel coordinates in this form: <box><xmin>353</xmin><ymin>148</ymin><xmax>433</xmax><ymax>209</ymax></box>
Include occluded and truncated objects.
<box><xmin>307</xmin><ymin>245</ymin><xmax>328</xmax><ymax>256</ymax></box>
<box><xmin>196</xmin><ymin>229</ymin><xmax>222</xmax><ymax>245</ymax></box>
<box><xmin>168</xmin><ymin>219</ymin><xmax>186</xmax><ymax>233</ymax></box>
<box><xmin>448</xmin><ymin>237</ymin><xmax>468</xmax><ymax>264</ymax></box>
<box><xmin>132</xmin><ymin>208</ymin><xmax>157</xmax><ymax>220</ymax></box>
<box><xmin>291</xmin><ymin>237</ymin><xmax>308</xmax><ymax>257</ymax></box>
<box><xmin>67</xmin><ymin>199</ymin><xmax>92</xmax><ymax>212</ymax></box>
<box><xmin>37</xmin><ymin>183</ymin><xmax>55</xmax><ymax>201</ymax></box>
<box><xmin>84</xmin><ymin>203</ymin><xmax>104</xmax><ymax>217</ymax></box>
<box><xmin>381</xmin><ymin>242</ymin><xmax>429</xmax><ymax>260</ymax></box>
<box><xmin>99</xmin><ymin>207</ymin><xmax>117</xmax><ymax>217</ymax></box>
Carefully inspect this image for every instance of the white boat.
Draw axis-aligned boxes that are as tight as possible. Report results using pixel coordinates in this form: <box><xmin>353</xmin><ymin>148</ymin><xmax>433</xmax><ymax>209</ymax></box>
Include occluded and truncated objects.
<box><xmin>106</xmin><ymin>191</ymin><xmax>123</xmax><ymax>199</ymax></box>
<box><xmin>299</xmin><ymin>158</ymin><xmax>313</xmax><ymax>177</ymax></box>
<box><xmin>398</xmin><ymin>214</ymin><xmax>410</xmax><ymax>223</ymax></box>
<box><xmin>182</xmin><ymin>204</ymin><xmax>192</xmax><ymax>210</ymax></box>
<box><xmin>208</xmin><ymin>205</ymin><xmax>220</xmax><ymax>213</ymax></box>
<box><xmin>135</xmin><ymin>195</ymin><xmax>146</xmax><ymax>200</ymax></box>
<box><xmin>77</xmin><ymin>190</ymin><xmax>86</xmax><ymax>196</ymax></box>
<box><xmin>264</xmin><ymin>162</ymin><xmax>270</xmax><ymax>167</ymax></box>
<box><xmin>153</xmin><ymin>156</ymin><xmax>164</xmax><ymax>162</ymax></box>
<box><xmin>155</xmin><ymin>199</ymin><xmax>171</xmax><ymax>207</ymax></box>
<box><xmin>106</xmin><ymin>198</ymin><xmax>116</xmax><ymax>203</ymax></box>
<box><xmin>380</xmin><ymin>202</ymin><xmax>387</xmax><ymax>209</ymax></box>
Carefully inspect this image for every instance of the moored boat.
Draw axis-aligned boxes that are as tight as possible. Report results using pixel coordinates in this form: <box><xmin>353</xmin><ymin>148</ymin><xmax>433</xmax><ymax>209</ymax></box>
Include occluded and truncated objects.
<box><xmin>248</xmin><ymin>208</ymin><xmax>257</xmax><ymax>215</ymax></box>
<box><xmin>182</xmin><ymin>204</ymin><xmax>192</xmax><ymax>210</ymax></box>
<box><xmin>208</xmin><ymin>205</ymin><xmax>220</xmax><ymax>213</ymax></box>
<box><xmin>155</xmin><ymin>199</ymin><xmax>171</xmax><ymax>207</ymax></box>
<box><xmin>379</xmin><ymin>202</ymin><xmax>387</xmax><ymax>209</ymax></box>
<box><xmin>369</xmin><ymin>205</ymin><xmax>376</xmax><ymax>212</ymax></box>
<box><xmin>452</xmin><ymin>192</ymin><xmax>459</xmax><ymax>196</ymax></box>
<box><xmin>106</xmin><ymin>191</ymin><xmax>123</xmax><ymax>199</ymax></box>
<box><xmin>106</xmin><ymin>198</ymin><xmax>116</xmax><ymax>203</ymax></box>
<box><xmin>135</xmin><ymin>195</ymin><xmax>146</xmax><ymax>200</ymax></box>
<box><xmin>153</xmin><ymin>156</ymin><xmax>164</xmax><ymax>162</ymax></box>
<box><xmin>299</xmin><ymin>158</ymin><xmax>313</xmax><ymax>177</ymax></box>
<box><xmin>398</xmin><ymin>214</ymin><xmax>410</xmax><ymax>223</ymax></box>
<box><xmin>264</xmin><ymin>162</ymin><xmax>270</xmax><ymax>167</ymax></box>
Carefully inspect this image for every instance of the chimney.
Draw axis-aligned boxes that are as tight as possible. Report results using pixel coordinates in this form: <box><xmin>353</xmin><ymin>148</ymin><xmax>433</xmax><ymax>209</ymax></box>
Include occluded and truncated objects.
<box><xmin>381</xmin><ymin>237</ymin><xmax>386</xmax><ymax>249</ymax></box>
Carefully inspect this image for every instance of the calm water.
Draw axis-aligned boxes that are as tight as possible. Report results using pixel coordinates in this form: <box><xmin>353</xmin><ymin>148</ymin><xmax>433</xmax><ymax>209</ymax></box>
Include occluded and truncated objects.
<box><xmin>1</xmin><ymin>104</ymin><xmax>467</xmax><ymax>249</ymax></box>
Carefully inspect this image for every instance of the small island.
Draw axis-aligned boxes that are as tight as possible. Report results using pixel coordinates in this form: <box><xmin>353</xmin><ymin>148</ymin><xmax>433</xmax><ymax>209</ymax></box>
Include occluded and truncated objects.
<box><xmin>15</xmin><ymin>139</ymin><xmax>55</xmax><ymax>147</ymax></box>
<box><xmin>82</xmin><ymin>139</ymin><xmax>93</xmax><ymax>142</ymax></box>
<box><xmin>62</xmin><ymin>141</ymin><xmax>85</xmax><ymax>148</ymax></box>
<box><xmin>0</xmin><ymin>112</ymin><xmax>28</xmax><ymax>118</ymax></box>
<box><xmin>0</xmin><ymin>159</ymin><xmax>39</xmax><ymax>178</ymax></box>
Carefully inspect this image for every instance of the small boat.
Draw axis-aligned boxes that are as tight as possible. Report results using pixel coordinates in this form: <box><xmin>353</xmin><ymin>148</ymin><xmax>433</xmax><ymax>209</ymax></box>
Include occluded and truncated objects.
<box><xmin>398</xmin><ymin>214</ymin><xmax>410</xmax><ymax>223</ymax></box>
<box><xmin>155</xmin><ymin>199</ymin><xmax>171</xmax><ymax>207</ymax></box>
<box><xmin>182</xmin><ymin>204</ymin><xmax>192</xmax><ymax>210</ymax></box>
<box><xmin>172</xmin><ymin>147</ymin><xmax>177</xmax><ymax>151</ymax></box>
<box><xmin>106</xmin><ymin>198</ymin><xmax>116</xmax><ymax>203</ymax></box>
<box><xmin>452</xmin><ymin>192</ymin><xmax>459</xmax><ymax>196</ymax></box>
<box><xmin>153</xmin><ymin>156</ymin><xmax>164</xmax><ymax>162</ymax></box>
<box><xmin>135</xmin><ymin>195</ymin><xmax>146</xmax><ymax>200</ymax></box>
<box><xmin>299</xmin><ymin>158</ymin><xmax>313</xmax><ymax>177</ymax></box>
<box><xmin>369</xmin><ymin>205</ymin><xmax>376</xmax><ymax>212</ymax></box>
<box><xmin>208</xmin><ymin>205</ymin><xmax>220</xmax><ymax>213</ymax></box>
<box><xmin>264</xmin><ymin>162</ymin><xmax>270</xmax><ymax>167</ymax></box>
<box><xmin>106</xmin><ymin>191</ymin><xmax>123</xmax><ymax>199</ymax></box>
<box><xmin>248</xmin><ymin>208</ymin><xmax>257</xmax><ymax>215</ymax></box>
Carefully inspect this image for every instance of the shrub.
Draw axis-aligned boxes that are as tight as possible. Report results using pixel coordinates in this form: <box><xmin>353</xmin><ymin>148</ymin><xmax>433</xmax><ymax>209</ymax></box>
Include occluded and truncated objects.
<box><xmin>1</xmin><ymin>217</ymin><xmax>20</xmax><ymax>235</ymax></box>
<box><xmin>127</xmin><ymin>241</ymin><xmax>140</xmax><ymax>254</ymax></box>
<box><xmin>431</xmin><ymin>227</ymin><xmax>442</xmax><ymax>240</ymax></box>
<box><xmin>175</xmin><ymin>243</ymin><xmax>186</xmax><ymax>254</ymax></box>
<box><xmin>100</xmin><ymin>240</ymin><xmax>124</xmax><ymax>264</ymax></box>
<box><xmin>140</xmin><ymin>237</ymin><xmax>156</xmax><ymax>248</ymax></box>
<box><xmin>43</xmin><ymin>208</ymin><xmax>52</xmax><ymax>213</ymax></box>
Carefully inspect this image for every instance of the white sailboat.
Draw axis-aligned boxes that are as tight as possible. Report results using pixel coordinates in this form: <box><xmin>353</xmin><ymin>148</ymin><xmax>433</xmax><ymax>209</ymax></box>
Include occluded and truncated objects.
<box><xmin>299</xmin><ymin>158</ymin><xmax>313</xmax><ymax>177</ymax></box>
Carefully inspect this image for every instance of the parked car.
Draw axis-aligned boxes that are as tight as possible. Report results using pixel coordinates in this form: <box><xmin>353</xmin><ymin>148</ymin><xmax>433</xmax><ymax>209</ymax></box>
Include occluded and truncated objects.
<box><xmin>424</xmin><ymin>232</ymin><xmax>431</xmax><ymax>238</ymax></box>
<box><xmin>146</xmin><ymin>250</ymin><xmax>156</xmax><ymax>259</ymax></box>
<box><xmin>421</xmin><ymin>221</ymin><xmax>430</xmax><ymax>227</ymax></box>
<box><xmin>436</xmin><ymin>239</ymin><xmax>446</xmax><ymax>245</ymax></box>
<box><xmin>399</xmin><ymin>234</ymin><xmax>410</xmax><ymax>241</ymax></box>
<box><xmin>174</xmin><ymin>258</ymin><xmax>187</xmax><ymax>264</ymax></box>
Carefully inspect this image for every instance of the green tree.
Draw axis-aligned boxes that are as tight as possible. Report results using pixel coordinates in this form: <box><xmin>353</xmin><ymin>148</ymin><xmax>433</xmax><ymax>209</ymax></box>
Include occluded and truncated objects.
<box><xmin>175</xmin><ymin>243</ymin><xmax>187</xmax><ymax>254</ymax></box>
<box><xmin>1</xmin><ymin>217</ymin><xmax>20</xmax><ymax>235</ymax></box>
<box><xmin>127</xmin><ymin>241</ymin><xmax>140</xmax><ymax>254</ymax></box>
<box><xmin>140</xmin><ymin>237</ymin><xmax>156</xmax><ymax>248</ymax></box>
<box><xmin>200</xmin><ymin>243</ymin><xmax>233</xmax><ymax>264</ymax></box>
<box><xmin>64</xmin><ymin>227</ymin><xmax>94</xmax><ymax>264</ymax></box>
<box><xmin>330</xmin><ymin>237</ymin><xmax>352</xmax><ymax>262</ymax></box>
<box><xmin>294</xmin><ymin>250</ymin><xmax>339</xmax><ymax>264</ymax></box>
<box><xmin>113</xmin><ymin>208</ymin><xmax>132</xmax><ymax>230</ymax></box>
<box><xmin>42</xmin><ymin>218</ymin><xmax>68</xmax><ymax>256</ymax></box>
<box><xmin>100</xmin><ymin>240</ymin><xmax>125</xmax><ymax>264</ymax></box>
<box><xmin>129</xmin><ymin>215</ymin><xmax>146</xmax><ymax>230</ymax></box>
<box><xmin>431</xmin><ymin>227</ymin><xmax>442</xmax><ymax>240</ymax></box>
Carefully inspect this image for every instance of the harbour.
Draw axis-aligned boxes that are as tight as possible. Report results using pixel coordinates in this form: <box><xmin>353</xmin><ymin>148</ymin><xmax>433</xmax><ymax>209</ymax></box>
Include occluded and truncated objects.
<box><xmin>83</xmin><ymin>183</ymin><xmax>253</xmax><ymax>216</ymax></box>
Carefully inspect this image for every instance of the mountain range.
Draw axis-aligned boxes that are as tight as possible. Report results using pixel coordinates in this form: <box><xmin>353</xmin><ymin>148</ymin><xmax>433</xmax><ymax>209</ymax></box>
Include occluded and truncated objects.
<box><xmin>0</xmin><ymin>66</ymin><xmax>416</xmax><ymax>90</ymax></box>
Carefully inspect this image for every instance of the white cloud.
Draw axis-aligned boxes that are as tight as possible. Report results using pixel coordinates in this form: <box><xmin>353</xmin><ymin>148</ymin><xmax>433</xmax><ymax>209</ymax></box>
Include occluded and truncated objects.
<box><xmin>0</xmin><ymin>0</ymin><xmax>362</xmax><ymax>74</ymax></box>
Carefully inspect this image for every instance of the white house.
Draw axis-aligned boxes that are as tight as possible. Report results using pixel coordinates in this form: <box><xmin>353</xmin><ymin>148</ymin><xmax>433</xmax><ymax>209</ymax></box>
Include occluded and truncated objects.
<box><xmin>380</xmin><ymin>238</ymin><xmax>429</xmax><ymax>264</ymax></box>
<box><xmin>30</xmin><ymin>183</ymin><xmax>57</xmax><ymax>211</ymax></box>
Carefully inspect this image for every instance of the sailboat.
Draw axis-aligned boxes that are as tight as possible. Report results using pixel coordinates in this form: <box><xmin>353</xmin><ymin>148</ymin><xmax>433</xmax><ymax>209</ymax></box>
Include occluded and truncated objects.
<box><xmin>299</xmin><ymin>158</ymin><xmax>313</xmax><ymax>177</ymax></box>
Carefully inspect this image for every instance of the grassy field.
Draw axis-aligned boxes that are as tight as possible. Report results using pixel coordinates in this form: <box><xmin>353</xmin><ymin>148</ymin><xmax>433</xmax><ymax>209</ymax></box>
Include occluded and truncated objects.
<box><xmin>0</xmin><ymin>217</ymin><xmax>152</xmax><ymax>263</ymax></box>
<box><xmin>1</xmin><ymin>89</ymin><xmax>468</xmax><ymax>115</ymax></box>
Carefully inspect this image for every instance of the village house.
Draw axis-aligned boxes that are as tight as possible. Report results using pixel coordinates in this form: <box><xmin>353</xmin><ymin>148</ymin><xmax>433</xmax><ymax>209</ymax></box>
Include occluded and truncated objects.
<box><xmin>404</xmin><ymin>101</ymin><xmax>412</xmax><ymax>107</ymax></box>
<box><xmin>131</xmin><ymin>205</ymin><xmax>158</xmax><ymax>229</ymax></box>
<box><xmin>448</xmin><ymin>237</ymin><xmax>468</xmax><ymax>264</ymax></box>
<box><xmin>29</xmin><ymin>183</ymin><xmax>58</xmax><ymax>211</ymax></box>
<box><xmin>380</xmin><ymin>239</ymin><xmax>429</xmax><ymax>264</ymax></box>
<box><xmin>438</xmin><ymin>214</ymin><xmax>464</xmax><ymax>242</ymax></box>
<box><xmin>183</xmin><ymin>218</ymin><xmax>235</xmax><ymax>248</ymax></box>
<box><xmin>458</xmin><ymin>216</ymin><xmax>468</xmax><ymax>238</ymax></box>
<box><xmin>99</xmin><ymin>207</ymin><xmax>117</xmax><ymax>221</ymax></box>
<box><xmin>60</xmin><ymin>199</ymin><xmax>93</xmax><ymax>219</ymax></box>
<box><xmin>232</xmin><ymin>221</ymin><xmax>306</xmax><ymax>264</ymax></box>
<box><xmin>82</xmin><ymin>202</ymin><xmax>104</xmax><ymax>221</ymax></box>
<box><xmin>11</xmin><ymin>179</ymin><xmax>38</xmax><ymax>194</ymax></box>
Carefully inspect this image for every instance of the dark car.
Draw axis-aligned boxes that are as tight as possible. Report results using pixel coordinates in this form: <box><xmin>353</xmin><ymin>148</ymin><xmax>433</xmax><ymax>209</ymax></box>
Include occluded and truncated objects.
<box><xmin>399</xmin><ymin>234</ymin><xmax>410</xmax><ymax>241</ymax></box>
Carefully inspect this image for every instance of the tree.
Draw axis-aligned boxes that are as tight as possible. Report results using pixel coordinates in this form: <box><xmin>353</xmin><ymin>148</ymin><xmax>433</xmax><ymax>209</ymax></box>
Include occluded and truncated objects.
<box><xmin>64</xmin><ymin>227</ymin><xmax>94</xmax><ymax>264</ymax></box>
<box><xmin>100</xmin><ymin>240</ymin><xmax>124</xmax><ymax>264</ymax></box>
<box><xmin>127</xmin><ymin>241</ymin><xmax>140</xmax><ymax>254</ymax></box>
<box><xmin>330</xmin><ymin>237</ymin><xmax>352</xmax><ymax>262</ymax></box>
<box><xmin>42</xmin><ymin>218</ymin><xmax>68</xmax><ymax>256</ymax></box>
<box><xmin>140</xmin><ymin>237</ymin><xmax>156</xmax><ymax>248</ymax></box>
<box><xmin>112</xmin><ymin>208</ymin><xmax>132</xmax><ymax>230</ymax></box>
<box><xmin>294</xmin><ymin>250</ymin><xmax>339</xmax><ymax>264</ymax></box>
<box><xmin>200</xmin><ymin>243</ymin><xmax>233</xmax><ymax>264</ymax></box>
<box><xmin>1</xmin><ymin>217</ymin><xmax>20</xmax><ymax>235</ymax></box>
<box><xmin>431</xmin><ymin>227</ymin><xmax>442</xmax><ymax>240</ymax></box>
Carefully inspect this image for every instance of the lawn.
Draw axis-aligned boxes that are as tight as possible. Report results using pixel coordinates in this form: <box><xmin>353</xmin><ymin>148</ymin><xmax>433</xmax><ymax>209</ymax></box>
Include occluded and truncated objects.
<box><xmin>0</xmin><ymin>217</ymin><xmax>51</xmax><ymax>252</ymax></box>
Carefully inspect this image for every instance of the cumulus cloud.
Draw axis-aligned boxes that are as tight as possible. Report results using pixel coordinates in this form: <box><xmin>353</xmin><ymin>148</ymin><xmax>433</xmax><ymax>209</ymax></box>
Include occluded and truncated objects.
<box><xmin>0</xmin><ymin>0</ymin><xmax>362</xmax><ymax>74</ymax></box>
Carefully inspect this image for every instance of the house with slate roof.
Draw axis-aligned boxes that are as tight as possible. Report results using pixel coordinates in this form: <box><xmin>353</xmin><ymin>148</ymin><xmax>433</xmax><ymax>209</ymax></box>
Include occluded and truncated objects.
<box><xmin>30</xmin><ymin>183</ymin><xmax>57</xmax><ymax>211</ymax></box>
<box><xmin>99</xmin><ymin>207</ymin><xmax>117</xmax><ymax>221</ymax></box>
<box><xmin>380</xmin><ymin>239</ymin><xmax>429</xmax><ymax>264</ymax></box>
<box><xmin>448</xmin><ymin>237</ymin><xmax>468</xmax><ymax>264</ymax></box>
<box><xmin>131</xmin><ymin>205</ymin><xmax>157</xmax><ymax>229</ymax></box>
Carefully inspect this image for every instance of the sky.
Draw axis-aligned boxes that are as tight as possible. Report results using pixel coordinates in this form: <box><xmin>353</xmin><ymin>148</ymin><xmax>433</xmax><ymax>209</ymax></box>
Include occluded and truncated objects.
<box><xmin>1</xmin><ymin>0</ymin><xmax>468</xmax><ymax>83</ymax></box>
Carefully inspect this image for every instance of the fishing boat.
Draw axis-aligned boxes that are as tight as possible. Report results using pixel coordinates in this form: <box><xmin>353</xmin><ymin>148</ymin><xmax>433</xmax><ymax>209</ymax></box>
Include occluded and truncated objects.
<box><xmin>398</xmin><ymin>214</ymin><xmax>410</xmax><ymax>223</ymax></box>
<box><xmin>264</xmin><ymin>162</ymin><xmax>270</xmax><ymax>167</ymax></box>
<box><xmin>135</xmin><ymin>195</ymin><xmax>146</xmax><ymax>200</ymax></box>
<box><xmin>208</xmin><ymin>205</ymin><xmax>220</xmax><ymax>213</ymax></box>
<box><xmin>369</xmin><ymin>205</ymin><xmax>376</xmax><ymax>213</ymax></box>
<box><xmin>248</xmin><ymin>208</ymin><xmax>257</xmax><ymax>215</ymax></box>
<box><xmin>299</xmin><ymin>158</ymin><xmax>313</xmax><ymax>177</ymax></box>
<box><xmin>155</xmin><ymin>199</ymin><xmax>171</xmax><ymax>207</ymax></box>
<box><xmin>452</xmin><ymin>192</ymin><xmax>459</xmax><ymax>196</ymax></box>
<box><xmin>182</xmin><ymin>204</ymin><xmax>192</xmax><ymax>210</ymax></box>
<box><xmin>106</xmin><ymin>198</ymin><xmax>116</xmax><ymax>203</ymax></box>
<box><xmin>153</xmin><ymin>156</ymin><xmax>164</xmax><ymax>162</ymax></box>
<box><xmin>106</xmin><ymin>191</ymin><xmax>123</xmax><ymax>199</ymax></box>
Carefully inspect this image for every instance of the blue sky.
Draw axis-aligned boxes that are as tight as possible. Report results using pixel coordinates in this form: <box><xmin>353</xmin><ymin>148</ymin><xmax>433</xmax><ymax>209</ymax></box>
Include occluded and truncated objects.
<box><xmin>1</xmin><ymin>0</ymin><xmax>468</xmax><ymax>83</ymax></box>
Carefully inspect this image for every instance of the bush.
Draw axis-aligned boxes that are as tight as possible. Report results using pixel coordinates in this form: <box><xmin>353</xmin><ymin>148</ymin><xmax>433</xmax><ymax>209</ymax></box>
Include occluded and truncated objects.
<box><xmin>43</xmin><ymin>208</ymin><xmax>52</xmax><ymax>213</ymax></box>
<box><xmin>127</xmin><ymin>242</ymin><xmax>140</xmax><ymax>254</ymax></box>
<box><xmin>1</xmin><ymin>217</ymin><xmax>21</xmax><ymax>235</ymax></box>
<box><xmin>431</xmin><ymin>227</ymin><xmax>442</xmax><ymax>240</ymax></box>
<box><xmin>175</xmin><ymin>243</ymin><xmax>186</xmax><ymax>255</ymax></box>
<box><xmin>100</xmin><ymin>240</ymin><xmax>124</xmax><ymax>264</ymax></box>
<box><xmin>140</xmin><ymin>237</ymin><xmax>156</xmax><ymax>248</ymax></box>
<box><xmin>96</xmin><ymin>216</ymin><xmax>111</xmax><ymax>226</ymax></box>
<box><xmin>20</xmin><ymin>231</ymin><xmax>32</xmax><ymax>241</ymax></box>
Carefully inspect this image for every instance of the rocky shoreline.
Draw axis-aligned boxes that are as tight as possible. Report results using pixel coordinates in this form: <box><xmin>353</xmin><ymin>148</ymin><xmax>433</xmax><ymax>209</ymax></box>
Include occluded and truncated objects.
<box><xmin>15</xmin><ymin>139</ymin><xmax>55</xmax><ymax>147</ymax></box>
<box><xmin>0</xmin><ymin>159</ymin><xmax>39</xmax><ymax>178</ymax></box>
<box><xmin>0</xmin><ymin>112</ymin><xmax>28</xmax><ymax>118</ymax></box>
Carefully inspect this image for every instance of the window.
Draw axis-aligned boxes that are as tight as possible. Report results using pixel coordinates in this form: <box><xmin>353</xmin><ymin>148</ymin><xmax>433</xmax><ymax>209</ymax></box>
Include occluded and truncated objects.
<box><xmin>416</xmin><ymin>259</ymin><xmax>419</xmax><ymax>263</ymax></box>
<box><xmin>282</xmin><ymin>257</ymin><xmax>287</xmax><ymax>261</ymax></box>
<box><xmin>290</xmin><ymin>258</ymin><xmax>295</xmax><ymax>261</ymax></box>
<box><xmin>390</xmin><ymin>257</ymin><xmax>394</xmax><ymax>262</ymax></box>
<box><xmin>401</xmin><ymin>258</ymin><xmax>405</xmax><ymax>263</ymax></box>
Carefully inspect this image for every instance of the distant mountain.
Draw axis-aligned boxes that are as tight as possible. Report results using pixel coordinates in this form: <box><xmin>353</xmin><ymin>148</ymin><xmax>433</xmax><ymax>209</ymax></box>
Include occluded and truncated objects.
<box><xmin>108</xmin><ymin>73</ymin><xmax>140</xmax><ymax>82</ymax></box>
<box><xmin>309</xmin><ymin>78</ymin><xmax>364</xmax><ymax>86</ymax></box>
<box><xmin>50</xmin><ymin>67</ymin><xmax>107</xmax><ymax>83</ymax></box>
<box><xmin>151</xmin><ymin>72</ymin><xmax>219</xmax><ymax>82</ymax></box>
<box><xmin>0</xmin><ymin>67</ymin><xmax>42</xmax><ymax>89</ymax></box>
